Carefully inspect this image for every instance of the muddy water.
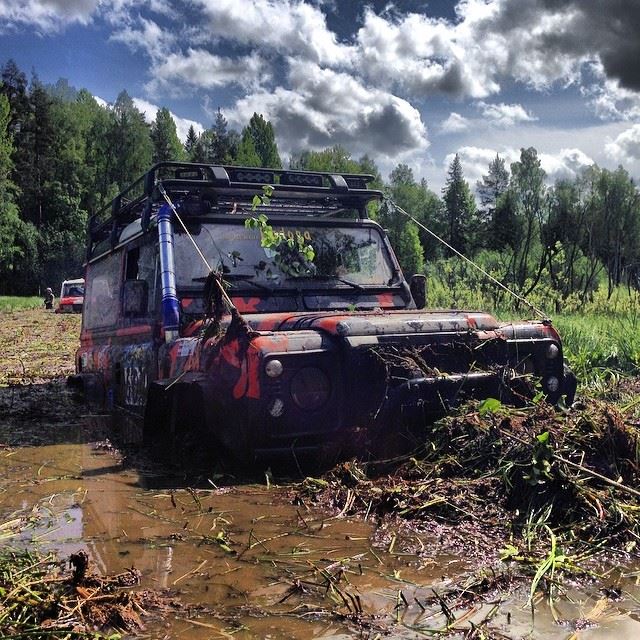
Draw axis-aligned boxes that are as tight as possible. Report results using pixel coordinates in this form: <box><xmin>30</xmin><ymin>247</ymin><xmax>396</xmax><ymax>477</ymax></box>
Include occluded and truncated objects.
<box><xmin>2</xmin><ymin>418</ymin><xmax>640</xmax><ymax>638</ymax></box>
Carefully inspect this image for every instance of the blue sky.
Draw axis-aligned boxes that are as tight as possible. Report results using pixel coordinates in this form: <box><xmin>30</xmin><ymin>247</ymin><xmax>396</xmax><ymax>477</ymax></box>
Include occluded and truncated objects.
<box><xmin>2</xmin><ymin>0</ymin><xmax>640</xmax><ymax>192</ymax></box>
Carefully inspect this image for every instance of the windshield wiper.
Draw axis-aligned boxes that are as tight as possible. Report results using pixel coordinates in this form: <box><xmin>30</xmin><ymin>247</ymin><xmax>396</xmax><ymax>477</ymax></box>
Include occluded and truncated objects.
<box><xmin>290</xmin><ymin>275</ymin><xmax>365</xmax><ymax>291</ymax></box>
<box><xmin>222</xmin><ymin>273</ymin><xmax>275</xmax><ymax>293</ymax></box>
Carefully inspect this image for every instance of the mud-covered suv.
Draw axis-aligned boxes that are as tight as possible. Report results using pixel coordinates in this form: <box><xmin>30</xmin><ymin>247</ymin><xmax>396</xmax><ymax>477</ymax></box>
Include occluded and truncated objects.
<box><xmin>70</xmin><ymin>162</ymin><xmax>575</xmax><ymax>463</ymax></box>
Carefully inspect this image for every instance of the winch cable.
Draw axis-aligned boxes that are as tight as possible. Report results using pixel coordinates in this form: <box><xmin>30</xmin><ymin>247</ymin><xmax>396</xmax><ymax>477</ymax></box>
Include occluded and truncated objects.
<box><xmin>387</xmin><ymin>199</ymin><xmax>548</xmax><ymax>322</ymax></box>
<box><xmin>156</xmin><ymin>181</ymin><xmax>238</xmax><ymax>316</ymax></box>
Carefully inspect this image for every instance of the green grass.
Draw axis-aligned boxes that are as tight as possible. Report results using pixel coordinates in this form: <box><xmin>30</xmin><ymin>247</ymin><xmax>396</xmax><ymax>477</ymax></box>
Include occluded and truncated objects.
<box><xmin>424</xmin><ymin>275</ymin><xmax>640</xmax><ymax>386</ymax></box>
<box><xmin>554</xmin><ymin>312</ymin><xmax>640</xmax><ymax>383</ymax></box>
<box><xmin>0</xmin><ymin>296</ymin><xmax>43</xmax><ymax>312</ymax></box>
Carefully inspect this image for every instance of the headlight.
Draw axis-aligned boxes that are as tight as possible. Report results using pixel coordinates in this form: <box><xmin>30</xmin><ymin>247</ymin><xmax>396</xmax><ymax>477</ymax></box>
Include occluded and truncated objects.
<box><xmin>290</xmin><ymin>367</ymin><xmax>330</xmax><ymax>410</ymax></box>
<box><xmin>546</xmin><ymin>344</ymin><xmax>560</xmax><ymax>359</ymax></box>
<box><xmin>545</xmin><ymin>376</ymin><xmax>560</xmax><ymax>393</ymax></box>
<box><xmin>265</xmin><ymin>359</ymin><xmax>284</xmax><ymax>378</ymax></box>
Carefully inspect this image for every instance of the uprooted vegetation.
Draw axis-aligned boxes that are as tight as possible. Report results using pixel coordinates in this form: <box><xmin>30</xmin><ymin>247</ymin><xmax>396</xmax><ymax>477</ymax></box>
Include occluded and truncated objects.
<box><xmin>0</xmin><ymin>547</ymin><xmax>196</xmax><ymax>639</ymax></box>
<box><xmin>297</xmin><ymin>394</ymin><xmax>640</xmax><ymax>573</ymax></box>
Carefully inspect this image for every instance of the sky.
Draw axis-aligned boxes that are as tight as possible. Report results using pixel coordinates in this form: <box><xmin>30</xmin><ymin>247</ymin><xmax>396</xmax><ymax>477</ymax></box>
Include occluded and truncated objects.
<box><xmin>2</xmin><ymin>0</ymin><xmax>640</xmax><ymax>192</ymax></box>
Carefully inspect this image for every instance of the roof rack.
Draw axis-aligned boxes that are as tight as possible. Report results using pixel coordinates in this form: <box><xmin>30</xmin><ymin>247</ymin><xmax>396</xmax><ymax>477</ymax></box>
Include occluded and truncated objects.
<box><xmin>87</xmin><ymin>162</ymin><xmax>383</xmax><ymax>258</ymax></box>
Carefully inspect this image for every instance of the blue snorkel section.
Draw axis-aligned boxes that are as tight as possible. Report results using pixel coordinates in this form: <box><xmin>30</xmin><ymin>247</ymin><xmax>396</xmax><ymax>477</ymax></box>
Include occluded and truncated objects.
<box><xmin>157</xmin><ymin>202</ymin><xmax>180</xmax><ymax>341</ymax></box>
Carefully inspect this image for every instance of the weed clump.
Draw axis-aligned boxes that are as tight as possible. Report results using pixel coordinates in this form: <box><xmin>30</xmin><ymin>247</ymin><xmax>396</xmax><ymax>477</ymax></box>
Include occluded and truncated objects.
<box><xmin>0</xmin><ymin>547</ymin><xmax>177</xmax><ymax>638</ymax></box>
<box><xmin>297</xmin><ymin>398</ymin><xmax>640</xmax><ymax>556</ymax></box>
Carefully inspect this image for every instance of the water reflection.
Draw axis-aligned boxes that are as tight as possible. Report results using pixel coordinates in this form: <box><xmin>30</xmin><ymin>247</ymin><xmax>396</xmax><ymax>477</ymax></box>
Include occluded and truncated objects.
<box><xmin>1</xmin><ymin>424</ymin><xmax>640</xmax><ymax>638</ymax></box>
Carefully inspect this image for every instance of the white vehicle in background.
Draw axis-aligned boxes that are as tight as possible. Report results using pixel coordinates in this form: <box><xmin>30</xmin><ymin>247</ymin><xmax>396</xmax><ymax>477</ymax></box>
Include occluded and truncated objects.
<box><xmin>56</xmin><ymin>278</ymin><xmax>85</xmax><ymax>314</ymax></box>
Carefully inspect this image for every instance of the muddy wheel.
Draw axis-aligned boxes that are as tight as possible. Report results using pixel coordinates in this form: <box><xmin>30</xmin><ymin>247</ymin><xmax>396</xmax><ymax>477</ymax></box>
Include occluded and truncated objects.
<box><xmin>167</xmin><ymin>383</ymin><xmax>212</xmax><ymax>468</ymax></box>
<box><xmin>143</xmin><ymin>383</ymin><xmax>173</xmax><ymax>461</ymax></box>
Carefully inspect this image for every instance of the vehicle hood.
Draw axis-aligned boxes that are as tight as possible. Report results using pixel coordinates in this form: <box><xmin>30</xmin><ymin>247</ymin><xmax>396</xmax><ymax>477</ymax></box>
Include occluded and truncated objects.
<box><xmin>247</xmin><ymin>309</ymin><xmax>504</xmax><ymax>337</ymax></box>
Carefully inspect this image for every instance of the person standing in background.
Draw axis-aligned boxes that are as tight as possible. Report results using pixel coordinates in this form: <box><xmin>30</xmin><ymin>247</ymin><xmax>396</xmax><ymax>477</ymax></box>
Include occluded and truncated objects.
<box><xmin>43</xmin><ymin>287</ymin><xmax>54</xmax><ymax>310</ymax></box>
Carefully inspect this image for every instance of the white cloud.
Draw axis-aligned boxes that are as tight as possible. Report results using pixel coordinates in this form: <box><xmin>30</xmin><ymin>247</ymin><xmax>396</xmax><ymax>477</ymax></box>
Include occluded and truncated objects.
<box><xmin>441</xmin><ymin>112</ymin><xmax>470</xmax><ymax>133</ymax></box>
<box><xmin>228</xmin><ymin>60</ymin><xmax>428</xmax><ymax>160</ymax></box>
<box><xmin>132</xmin><ymin>97</ymin><xmax>204</xmax><ymax>142</ymax></box>
<box><xmin>109</xmin><ymin>16</ymin><xmax>176</xmax><ymax>59</ymax></box>
<box><xmin>477</xmin><ymin>102</ymin><xmax>537</xmax><ymax>127</ymax></box>
<box><xmin>539</xmin><ymin>148</ymin><xmax>595</xmax><ymax>182</ymax></box>
<box><xmin>146</xmin><ymin>49</ymin><xmax>268</xmax><ymax>94</ymax></box>
<box><xmin>605</xmin><ymin>125</ymin><xmax>640</xmax><ymax>162</ymax></box>
<box><xmin>584</xmin><ymin>65</ymin><xmax>640</xmax><ymax>121</ymax></box>
<box><xmin>0</xmin><ymin>0</ymin><xmax>98</xmax><ymax>32</ymax></box>
<box><xmin>0</xmin><ymin>0</ymin><xmax>173</xmax><ymax>32</ymax></box>
<box><xmin>356</xmin><ymin>6</ymin><xmax>501</xmax><ymax>98</ymax></box>
<box><xmin>191</xmin><ymin>0</ymin><xmax>355</xmax><ymax>66</ymax></box>
<box><xmin>353</xmin><ymin>0</ymin><xmax>640</xmax><ymax>105</ymax></box>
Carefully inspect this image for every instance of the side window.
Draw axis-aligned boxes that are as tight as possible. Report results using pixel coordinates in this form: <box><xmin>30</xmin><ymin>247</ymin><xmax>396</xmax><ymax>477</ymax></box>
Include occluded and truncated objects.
<box><xmin>138</xmin><ymin>244</ymin><xmax>157</xmax><ymax>312</ymax></box>
<box><xmin>125</xmin><ymin>246</ymin><xmax>140</xmax><ymax>280</ymax></box>
<box><xmin>84</xmin><ymin>252</ymin><xmax>122</xmax><ymax>329</ymax></box>
<box><xmin>122</xmin><ymin>243</ymin><xmax>157</xmax><ymax>318</ymax></box>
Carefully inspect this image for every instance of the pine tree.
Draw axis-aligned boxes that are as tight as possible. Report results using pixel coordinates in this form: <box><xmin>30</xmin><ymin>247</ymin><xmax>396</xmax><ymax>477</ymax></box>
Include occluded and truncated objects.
<box><xmin>477</xmin><ymin>154</ymin><xmax>510</xmax><ymax>249</ymax></box>
<box><xmin>211</xmin><ymin>108</ymin><xmax>233</xmax><ymax>163</ymax></box>
<box><xmin>0</xmin><ymin>91</ymin><xmax>38</xmax><ymax>294</ymax></box>
<box><xmin>0</xmin><ymin>59</ymin><xmax>29</xmax><ymax>135</ymax></box>
<box><xmin>377</xmin><ymin>164</ymin><xmax>425</xmax><ymax>277</ymax></box>
<box><xmin>510</xmin><ymin>147</ymin><xmax>547</xmax><ymax>288</ymax></box>
<box><xmin>151</xmin><ymin>107</ymin><xmax>184</xmax><ymax>163</ymax></box>
<box><xmin>477</xmin><ymin>154</ymin><xmax>508</xmax><ymax>218</ymax></box>
<box><xmin>184</xmin><ymin>125</ymin><xmax>198</xmax><ymax>159</ymax></box>
<box><xmin>440</xmin><ymin>154</ymin><xmax>476</xmax><ymax>254</ymax></box>
<box><xmin>108</xmin><ymin>91</ymin><xmax>152</xmax><ymax>191</ymax></box>
<box><xmin>17</xmin><ymin>78</ymin><xmax>57</xmax><ymax>226</ymax></box>
<box><xmin>241</xmin><ymin>113</ymin><xmax>281</xmax><ymax>168</ymax></box>
<box><xmin>235</xmin><ymin>130</ymin><xmax>261</xmax><ymax>167</ymax></box>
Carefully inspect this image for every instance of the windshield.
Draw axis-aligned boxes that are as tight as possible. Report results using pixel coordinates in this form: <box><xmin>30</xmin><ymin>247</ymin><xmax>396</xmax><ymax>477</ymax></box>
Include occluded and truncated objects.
<box><xmin>62</xmin><ymin>283</ymin><xmax>84</xmax><ymax>297</ymax></box>
<box><xmin>173</xmin><ymin>221</ymin><xmax>396</xmax><ymax>289</ymax></box>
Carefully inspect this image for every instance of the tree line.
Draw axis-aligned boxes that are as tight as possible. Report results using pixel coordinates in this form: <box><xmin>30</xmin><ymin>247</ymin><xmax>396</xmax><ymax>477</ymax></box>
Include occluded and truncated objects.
<box><xmin>0</xmin><ymin>58</ymin><xmax>639</xmax><ymax>311</ymax></box>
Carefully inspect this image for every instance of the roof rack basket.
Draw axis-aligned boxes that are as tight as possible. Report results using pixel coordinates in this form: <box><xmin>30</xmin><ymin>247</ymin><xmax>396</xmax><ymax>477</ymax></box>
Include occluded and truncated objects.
<box><xmin>87</xmin><ymin>162</ymin><xmax>382</xmax><ymax>258</ymax></box>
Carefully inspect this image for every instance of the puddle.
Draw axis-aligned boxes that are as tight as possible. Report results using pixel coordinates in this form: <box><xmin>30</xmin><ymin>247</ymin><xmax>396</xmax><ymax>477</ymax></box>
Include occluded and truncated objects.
<box><xmin>2</xmin><ymin>387</ymin><xmax>640</xmax><ymax>638</ymax></box>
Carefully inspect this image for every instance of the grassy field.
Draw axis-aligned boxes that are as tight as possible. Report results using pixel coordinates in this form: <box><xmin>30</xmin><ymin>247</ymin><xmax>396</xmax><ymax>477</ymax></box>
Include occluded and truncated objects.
<box><xmin>0</xmin><ymin>296</ymin><xmax>44</xmax><ymax>312</ymax></box>
<box><xmin>555</xmin><ymin>312</ymin><xmax>640</xmax><ymax>384</ymax></box>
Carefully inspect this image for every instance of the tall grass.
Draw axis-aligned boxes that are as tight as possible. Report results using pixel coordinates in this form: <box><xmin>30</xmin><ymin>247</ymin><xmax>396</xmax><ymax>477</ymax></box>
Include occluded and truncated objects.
<box><xmin>0</xmin><ymin>296</ymin><xmax>43</xmax><ymax>312</ymax></box>
<box><xmin>555</xmin><ymin>312</ymin><xmax>640</xmax><ymax>383</ymax></box>
<box><xmin>425</xmin><ymin>274</ymin><xmax>640</xmax><ymax>383</ymax></box>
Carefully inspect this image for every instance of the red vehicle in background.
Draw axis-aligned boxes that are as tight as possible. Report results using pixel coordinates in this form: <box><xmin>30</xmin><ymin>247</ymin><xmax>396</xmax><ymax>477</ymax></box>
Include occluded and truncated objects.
<box><xmin>56</xmin><ymin>278</ymin><xmax>85</xmax><ymax>313</ymax></box>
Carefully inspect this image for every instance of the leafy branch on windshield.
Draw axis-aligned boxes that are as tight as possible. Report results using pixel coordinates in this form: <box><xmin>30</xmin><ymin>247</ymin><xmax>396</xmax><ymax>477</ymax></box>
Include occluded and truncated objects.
<box><xmin>245</xmin><ymin>185</ymin><xmax>316</xmax><ymax>277</ymax></box>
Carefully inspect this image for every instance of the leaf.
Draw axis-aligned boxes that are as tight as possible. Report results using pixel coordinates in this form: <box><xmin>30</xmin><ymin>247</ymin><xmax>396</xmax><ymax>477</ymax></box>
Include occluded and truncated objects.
<box><xmin>500</xmin><ymin>543</ymin><xmax>521</xmax><ymax>560</ymax></box>
<box><xmin>478</xmin><ymin>397</ymin><xmax>502</xmax><ymax>416</ymax></box>
<box><xmin>536</xmin><ymin>431</ymin><xmax>550</xmax><ymax>444</ymax></box>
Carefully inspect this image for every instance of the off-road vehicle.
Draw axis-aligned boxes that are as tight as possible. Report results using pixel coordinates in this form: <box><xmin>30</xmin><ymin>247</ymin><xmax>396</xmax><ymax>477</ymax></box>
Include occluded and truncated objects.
<box><xmin>70</xmin><ymin>162</ymin><xmax>576</xmax><ymax>463</ymax></box>
<box><xmin>56</xmin><ymin>278</ymin><xmax>85</xmax><ymax>314</ymax></box>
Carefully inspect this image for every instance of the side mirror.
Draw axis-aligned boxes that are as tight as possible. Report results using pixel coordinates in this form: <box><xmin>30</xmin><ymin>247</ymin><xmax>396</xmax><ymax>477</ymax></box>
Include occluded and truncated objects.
<box><xmin>410</xmin><ymin>274</ymin><xmax>426</xmax><ymax>309</ymax></box>
<box><xmin>123</xmin><ymin>279</ymin><xmax>148</xmax><ymax>317</ymax></box>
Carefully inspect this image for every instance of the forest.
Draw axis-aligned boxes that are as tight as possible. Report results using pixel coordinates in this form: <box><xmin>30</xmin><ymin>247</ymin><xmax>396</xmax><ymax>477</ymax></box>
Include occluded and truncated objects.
<box><xmin>1</xmin><ymin>58</ymin><xmax>639</xmax><ymax>323</ymax></box>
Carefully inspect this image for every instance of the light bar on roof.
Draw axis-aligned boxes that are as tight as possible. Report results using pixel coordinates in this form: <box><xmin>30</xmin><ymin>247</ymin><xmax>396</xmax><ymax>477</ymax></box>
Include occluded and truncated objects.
<box><xmin>230</xmin><ymin>169</ymin><xmax>275</xmax><ymax>184</ymax></box>
<box><xmin>280</xmin><ymin>172</ymin><xmax>324</xmax><ymax>188</ymax></box>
